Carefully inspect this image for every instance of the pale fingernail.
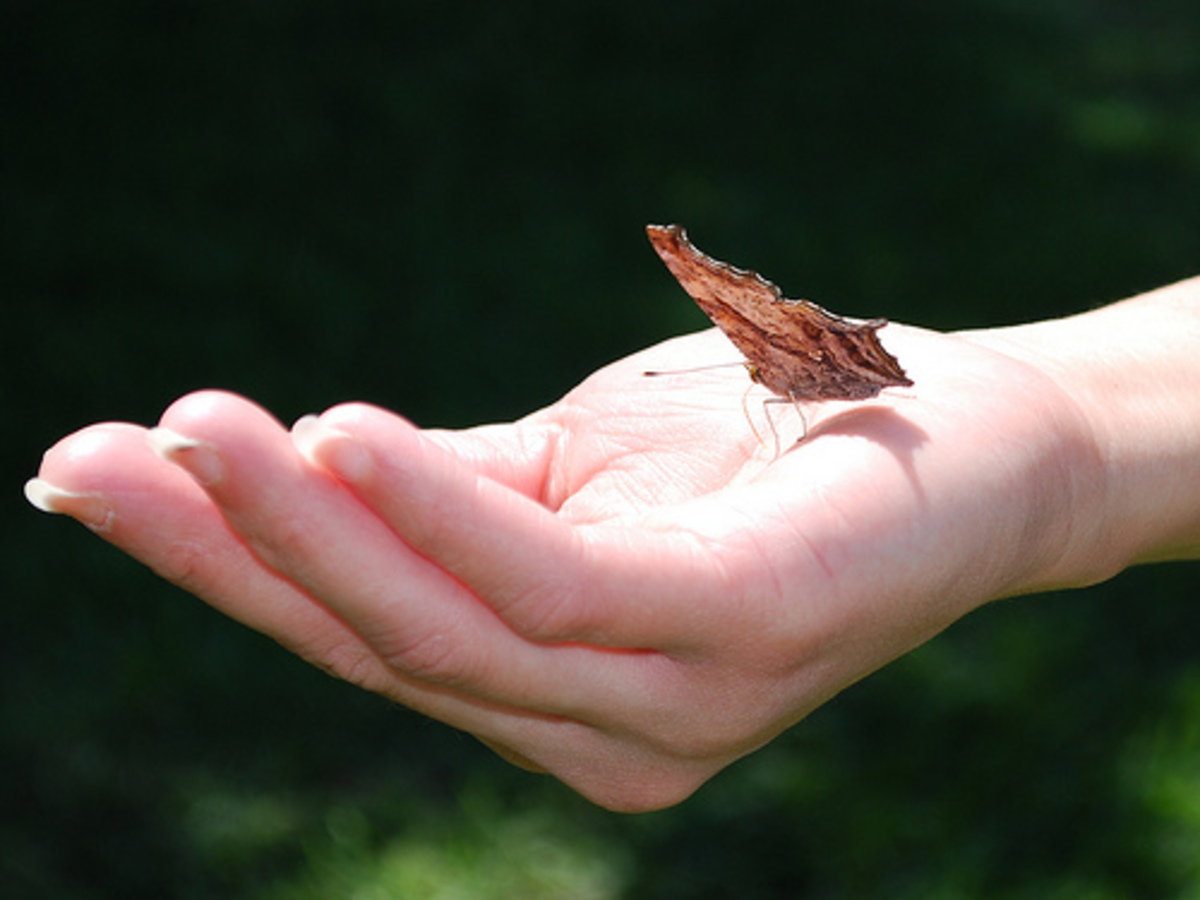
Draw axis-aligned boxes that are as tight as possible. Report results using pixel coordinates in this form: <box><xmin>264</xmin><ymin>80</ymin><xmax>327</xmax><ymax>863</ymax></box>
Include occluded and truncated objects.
<box><xmin>291</xmin><ymin>415</ymin><xmax>371</xmax><ymax>483</ymax></box>
<box><xmin>147</xmin><ymin>427</ymin><xmax>224</xmax><ymax>485</ymax></box>
<box><xmin>23</xmin><ymin>478</ymin><xmax>115</xmax><ymax>532</ymax></box>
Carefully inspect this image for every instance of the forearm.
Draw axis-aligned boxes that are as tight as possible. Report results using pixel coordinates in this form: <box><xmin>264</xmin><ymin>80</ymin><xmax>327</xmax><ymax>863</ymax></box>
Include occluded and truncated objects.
<box><xmin>968</xmin><ymin>276</ymin><xmax>1200</xmax><ymax>586</ymax></box>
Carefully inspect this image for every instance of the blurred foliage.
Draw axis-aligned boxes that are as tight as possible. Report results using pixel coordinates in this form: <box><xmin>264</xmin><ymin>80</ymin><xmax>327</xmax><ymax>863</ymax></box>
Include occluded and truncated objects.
<box><xmin>5</xmin><ymin>0</ymin><xmax>1200</xmax><ymax>896</ymax></box>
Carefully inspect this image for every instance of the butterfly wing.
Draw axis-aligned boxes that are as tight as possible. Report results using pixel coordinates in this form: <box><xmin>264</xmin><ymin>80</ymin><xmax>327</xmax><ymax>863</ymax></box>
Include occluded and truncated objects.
<box><xmin>646</xmin><ymin>224</ymin><xmax>912</xmax><ymax>401</ymax></box>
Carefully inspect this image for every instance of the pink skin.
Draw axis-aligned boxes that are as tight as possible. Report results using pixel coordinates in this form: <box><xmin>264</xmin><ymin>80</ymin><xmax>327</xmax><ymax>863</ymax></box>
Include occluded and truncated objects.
<box><xmin>29</xmin><ymin>324</ymin><xmax>1105</xmax><ymax>811</ymax></box>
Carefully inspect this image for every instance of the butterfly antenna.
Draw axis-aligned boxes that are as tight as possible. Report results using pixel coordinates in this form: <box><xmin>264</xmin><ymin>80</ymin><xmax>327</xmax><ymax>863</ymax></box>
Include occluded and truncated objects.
<box><xmin>643</xmin><ymin>361</ymin><xmax>748</xmax><ymax>378</ymax></box>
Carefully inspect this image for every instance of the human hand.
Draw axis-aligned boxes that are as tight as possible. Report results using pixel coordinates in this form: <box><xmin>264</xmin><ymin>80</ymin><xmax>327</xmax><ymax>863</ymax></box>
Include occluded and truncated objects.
<box><xmin>26</xmin><ymin>323</ymin><xmax>1105</xmax><ymax>810</ymax></box>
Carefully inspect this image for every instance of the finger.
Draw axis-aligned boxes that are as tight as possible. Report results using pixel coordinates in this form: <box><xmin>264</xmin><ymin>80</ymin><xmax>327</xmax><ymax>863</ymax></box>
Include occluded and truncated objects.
<box><xmin>153</xmin><ymin>390</ymin><xmax>668</xmax><ymax>716</ymax></box>
<box><xmin>424</xmin><ymin>414</ymin><xmax>560</xmax><ymax>499</ymax></box>
<box><xmin>28</xmin><ymin>419</ymin><xmax>670</xmax><ymax>742</ymax></box>
<box><xmin>301</xmin><ymin>403</ymin><xmax>733</xmax><ymax>649</ymax></box>
<box><xmin>29</xmin><ymin>421</ymin><xmax>388</xmax><ymax>675</ymax></box>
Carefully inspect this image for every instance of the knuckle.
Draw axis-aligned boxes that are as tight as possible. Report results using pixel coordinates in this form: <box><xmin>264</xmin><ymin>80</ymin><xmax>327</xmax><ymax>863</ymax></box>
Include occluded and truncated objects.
<box><xmin>319</xmin><ymin>642</ymin><xmax>390</xmax><ymax>692</ymax></box>
<box><xmin>152</xmin><ymin>539</ymin><xmax>210</xmax><ymax>593</ymax></box>
<box><xmin>377</xmin><ymin>626</ymin><xmax>478</xmax><ymax>688</ymax></box>
<box><xmin>502</xmin><ymin>579</ymin><xmax>585</xmax><ymax>642</ymax></box>
<box><xmin>241</xmin><ymin>514</ymin><xmax>314</xmax><ymax>576</ymax></box>
<box><xmin>493</xmin><ymin>534</ymin><xmax>595</xmax><ymax>642</ymax></box>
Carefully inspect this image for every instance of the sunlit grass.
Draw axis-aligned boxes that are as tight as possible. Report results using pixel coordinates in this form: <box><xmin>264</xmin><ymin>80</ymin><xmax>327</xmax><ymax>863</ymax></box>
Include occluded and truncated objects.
<box><xmin>1120</xmin><ymin>671</ymin><xmax>1200</xmax><ymax>893</ymax></box>
<box><xmin>259</xmin><ymin>785</ymin><xmax>629</xmax><ymax>900</ymax></box>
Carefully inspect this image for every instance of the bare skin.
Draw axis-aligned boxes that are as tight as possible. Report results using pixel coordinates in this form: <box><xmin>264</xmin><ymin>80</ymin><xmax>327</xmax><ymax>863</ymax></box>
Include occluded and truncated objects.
<box><xmin>25</xmin><ymin>277</ymin><xmax>1200</xmax><ymax>812</ymax></box>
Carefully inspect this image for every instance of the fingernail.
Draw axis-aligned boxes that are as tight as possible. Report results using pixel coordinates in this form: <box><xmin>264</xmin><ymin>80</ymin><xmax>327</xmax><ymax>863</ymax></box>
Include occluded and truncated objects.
<box><xmin>24</xmin><ymin>478</ymin><xmax>115</xmax><ymax>532</ymax></box>
<box><xmin>291</xmin><ymin>415</ymin><xmax>371</xmax><ymax>483</ymax></box>
<box><xmin>147</xmin><ymin>427</ymin><xmax>224</xmax><ymax>485</ymax></box>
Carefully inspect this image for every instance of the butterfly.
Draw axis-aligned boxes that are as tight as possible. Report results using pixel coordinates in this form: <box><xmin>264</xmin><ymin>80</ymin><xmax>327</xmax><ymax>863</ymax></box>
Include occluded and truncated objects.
<box><xmin>646</xmin><ymin>224</ymin><xmax>912</xmax><ymax>403</ymax></box>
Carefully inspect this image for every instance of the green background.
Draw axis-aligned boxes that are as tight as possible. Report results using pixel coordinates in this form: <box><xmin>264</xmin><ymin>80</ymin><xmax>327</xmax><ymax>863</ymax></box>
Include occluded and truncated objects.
<box><xmin>6</xmin><ymin>1</ymin><xmax>1200</xmax><ymax>896</ymax></box>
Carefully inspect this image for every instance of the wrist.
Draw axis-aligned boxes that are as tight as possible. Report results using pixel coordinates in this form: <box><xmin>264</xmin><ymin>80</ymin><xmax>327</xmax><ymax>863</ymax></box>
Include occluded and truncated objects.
<box><xmin>966</xmin><ymin>278</ymin><xmax>1200</xmax><ymax>590</ymax></box>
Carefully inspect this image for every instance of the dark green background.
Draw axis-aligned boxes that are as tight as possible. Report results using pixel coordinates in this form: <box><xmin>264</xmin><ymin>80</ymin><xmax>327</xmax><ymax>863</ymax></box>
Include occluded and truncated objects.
<box><xmin>6</xmin><ymin>1</ymin><xmax>1200</xmax><ymax>896</ymax></box>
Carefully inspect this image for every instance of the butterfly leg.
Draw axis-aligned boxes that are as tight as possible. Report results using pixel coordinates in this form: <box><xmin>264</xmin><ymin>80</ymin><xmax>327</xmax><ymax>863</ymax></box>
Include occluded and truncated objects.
<box><xmin>742</xmin><ymin>383</ymin><xmax>768</xmax><ymax>449</ymax></box>
<box><xmin>759</xmin><ymin>394</ymin><xmax>809</xmax><ymax>457</ymax></box>
<box><xmin>789</xmin><ymin>391</ymin><xmax>809</xmax><ymax>443</ymax></box>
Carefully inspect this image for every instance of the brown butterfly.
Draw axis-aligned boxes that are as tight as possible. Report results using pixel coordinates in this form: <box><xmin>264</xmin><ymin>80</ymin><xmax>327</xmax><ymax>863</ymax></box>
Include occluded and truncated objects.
<box><xmin>646</xmin><ymin>224</ymin><xmax>912</xmax><ymax>403</ymax></box>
